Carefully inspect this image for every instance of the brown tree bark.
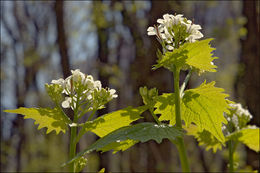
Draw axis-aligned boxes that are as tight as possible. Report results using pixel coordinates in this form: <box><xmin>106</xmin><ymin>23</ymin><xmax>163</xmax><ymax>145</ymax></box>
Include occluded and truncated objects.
<box><xmin>92</xmin><ymin>0</ymin><xmax>110</xmax><ymax>171</ymax></box>
<box><xmin>236</xmin><ymin>0</ymin><xmax>260</xmax><ymax>170</ymax></box>
<box><xmin>54</xmin><ymin>0</ymin><xmax>71</xmax><ymax>78</ymax></box>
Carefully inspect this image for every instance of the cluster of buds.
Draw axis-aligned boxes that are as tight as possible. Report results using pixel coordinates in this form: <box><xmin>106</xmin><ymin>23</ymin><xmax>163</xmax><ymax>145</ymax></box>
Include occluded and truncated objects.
<box><xmin>222</xmin><ymin>103</ymin><xmax>253</xmax><ymax>134</ymax></box>
<box><xmin>147</xmin><ymin>13</ymin><xmax>203</xmax><ymax>51</ymax></box>
<box><xmin>50</xmin><ymin>69</ymin><xmax>117</xmax><ymax>111</ymax></box>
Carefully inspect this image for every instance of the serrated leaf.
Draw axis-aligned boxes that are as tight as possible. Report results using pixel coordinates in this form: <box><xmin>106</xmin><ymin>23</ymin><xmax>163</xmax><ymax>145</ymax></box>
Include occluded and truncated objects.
<box><xmin>83</xmin><ymin>106</ymin><xmax>147</xmax><ymax>137</ymax></box>
<box><xmin>100</xmin><ymin>139</ymin><xmax>138</xmax><ymax>154</ymax></box>
<box><xmin>185</xmin><ymin>124</ymin><xmax>223</xmax><ymax>152</ymax></box>
<box><xmin>98</xmin><ymin>168</ymin><xmax>105</xmax><ymax>173</ymax></box>
<box><xmin>155</xmin><ymin>81</ymin><xmax>229</xmax><ymax>142</ymax></box>
<box><xmin>227</xmin><ymin>126</ymin><xmax>260</xmax><ymax>152</ymax></box>
<box><xmin>5</xmin><ymin>107</ymin><xmax>70</xmax><ymax>134</ymax></box>
<box><xmin>153</xmin><ymin>39</ymin><xmax>217</xmax><ymax>73</ymax></box>
<box><xmin>65</xmin><ymin>123</ymin><xmax>182</xmax><ymax>165</ymax></box>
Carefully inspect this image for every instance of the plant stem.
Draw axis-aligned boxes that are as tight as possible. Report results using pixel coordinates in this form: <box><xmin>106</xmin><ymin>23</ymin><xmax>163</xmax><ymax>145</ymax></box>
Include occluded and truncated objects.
<box><xmin>228</xmin><ymin>140</ymin><xmax>234</xmax><ymax>173</ymax></box>
<box><xmin>149</xmin><ymin>108</ymin><xmax>161</xmax><ymax>124</ymax></box>
<box><xmin>180</xmin><ymin>70</ymin><xmax>193</xmax><ymax>97</ymax></box>
<box><xmin>69</xmin><ymin>109</ymin><xmax>78</xmax><ymax>172</ymax></box>
<box><xmin>173</xmin><ymin>66</ymin><xmax>190</xmax><ymax>172</ymax></box>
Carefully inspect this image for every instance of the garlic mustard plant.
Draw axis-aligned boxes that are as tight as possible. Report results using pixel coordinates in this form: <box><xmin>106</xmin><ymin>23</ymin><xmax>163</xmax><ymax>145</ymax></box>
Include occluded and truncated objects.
<box><xmin>6</xmin><ymin>69</ymin><xmax>138</xmax><ymax>172</ymax></box>
<box><xmin>4</xmin><ymin>12</ymin><xmax>259</xmax><ymax>173</ymax></box>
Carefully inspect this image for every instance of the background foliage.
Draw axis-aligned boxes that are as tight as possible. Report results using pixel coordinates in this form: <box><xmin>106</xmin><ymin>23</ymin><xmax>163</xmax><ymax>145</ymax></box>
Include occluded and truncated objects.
<box><xmin>1</xmin><ymin>0</ymin><xmax>259</xmax><ymax>172</ymax></box>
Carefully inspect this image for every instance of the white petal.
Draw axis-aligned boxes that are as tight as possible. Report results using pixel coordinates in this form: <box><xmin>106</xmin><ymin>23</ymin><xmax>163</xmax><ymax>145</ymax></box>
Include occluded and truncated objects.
<box><xmin>157</xmin><ymin>19</ymin><xmax>164</xmax><ymax>24</ymax></box>
<box><xmin>62</xmin><ymin>97</ymin><xmax>72</xmax><ymax>108</ymax></box>
<box><xmin>94</xmin><ymin>80</ymin><xmax>102</xmax><ymax>90</ymax></box>
<box><xmin>147</xmin><ymin>27</ymin><xmax>155</xmax><ymax>32</ymax></box>
<box><xmin>166</xmin><ymin>45</ymin><xmax>174</xmax><ymax>50</ymax></box>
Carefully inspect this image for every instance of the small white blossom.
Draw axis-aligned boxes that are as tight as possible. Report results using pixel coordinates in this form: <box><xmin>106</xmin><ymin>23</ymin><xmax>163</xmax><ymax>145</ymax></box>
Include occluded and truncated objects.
<box><xmin>94</xmin><ymin>80</ymin><xmax>102</xmax><ymax>90</ymax></box>
<box><xmin>147</xmin><ymin>13</ymin><xmax>203</xmax><ymax>50</ymax></box>
<box><xmin>62</xmin><ymin>97</ymin><xmax>72</xmax><ymax>108</ymax></box>
<box><xmin>50</xmin><ymin>69</ymin><xmax>118</xmax><ymax>110</ymax></box>
<box><xmin>229</xmin><ymin>103</ymin><xmax>253</xmax><ymax>119</ymax></box>
<box><xmin>71</xmin><ymin>69</ymin><xmax>85</xmax><ymax>82</ymax></box>
<box><xmin>108</xmin><ymin>88</ymin><xmax>118</xmax><ymax>99</ymax></box>
<box><xmin>51</xmin><ymin>78</ymin><xmax>65</xmax><ymax>88</ymax></box>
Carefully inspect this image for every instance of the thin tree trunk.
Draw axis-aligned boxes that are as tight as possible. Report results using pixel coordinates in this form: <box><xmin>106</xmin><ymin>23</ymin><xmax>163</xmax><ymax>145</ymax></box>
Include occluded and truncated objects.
<box><xmin>96</xmin><ymin>16</ymin><xmax>110</xmax><ymax>173</ymax></box>
<box><xmin>54</xmin><ymin>0</ymin><xmax>71</xmax><ymax>78</ymax></box>
<box><xmin>236</xmin><ymin>0</ymin><xmax>259</xmax><ymax>170</ymax></box>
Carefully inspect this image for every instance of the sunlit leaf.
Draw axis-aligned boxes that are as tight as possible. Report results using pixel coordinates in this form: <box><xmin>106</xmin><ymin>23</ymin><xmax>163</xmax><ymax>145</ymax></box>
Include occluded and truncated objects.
<box><xmin>65</xmin><ymin>122</ymin><xmax>182</xmax><ymax>165</ymax></box>
<box><xmin>227</xmin><ymin>126</ymin><xmax>260</xmax><ymax>152</ymax></box>
<box><xmin>5</xmin><ymin>107</ymin><xmax>70</xmax><ymax>134</ymax></box>
<box><xmin>185</xmin><ymin>124</ymin><xmax>223</xmax><ymax>152</ymax></box>
<box><xmin>98</xmin><ymin>168</ymin><xmax>105</xmax><ymax>173</ymax></box>
<box><xmin>83</xmin><ymin>106</ymin><xmax>147</xmax><ymax>137</ymax></box>
<box><xmin>153</xmin><ymin>38</ymin><xmax>217</xmax><ymax>74</ymax></box>
<box><xmin>155</xmin><ymin>81</ymin><xmax>229</xmax><ymax>142</ymax></box>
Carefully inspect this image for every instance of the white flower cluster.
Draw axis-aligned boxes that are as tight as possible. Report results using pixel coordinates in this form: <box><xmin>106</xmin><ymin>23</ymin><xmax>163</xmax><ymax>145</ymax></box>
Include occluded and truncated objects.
<box><xmin>147</xmin><ymin>13</ymin><xmax>203</xmax><ymax>51</ymax></box>
<box><xmin>222</xmin><ymin>103</ymin><xmax>253</xmax><ymax>133</ymax></box>
<box><xmin>229</xmin><ymin>103</ymin><xmax>253</xmax><ymax>119</ymax></box>
<box><xmin>51</xmin><ymin>69</ymin><xmax>117</xmax><ymax>110</ymax></box>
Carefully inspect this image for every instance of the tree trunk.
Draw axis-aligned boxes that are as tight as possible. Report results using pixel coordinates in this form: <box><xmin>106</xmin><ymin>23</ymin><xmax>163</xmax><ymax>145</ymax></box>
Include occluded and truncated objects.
<box><xmin>236</xmin><ymin>0</ymin><xmax>259</xmax><ymax>170</ymax></box>
<box><xmin>54</xmin><ymin>0</ymin><xmax>71</xmax><ymax>78</ymax></box>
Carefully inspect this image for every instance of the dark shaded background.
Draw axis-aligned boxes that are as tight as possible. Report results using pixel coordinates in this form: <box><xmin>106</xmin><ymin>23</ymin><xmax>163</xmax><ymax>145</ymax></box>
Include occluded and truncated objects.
<box><xmin>1</xmin><ymin>1</ymin><xmax>259</xmax><ymax>172</ymax></box>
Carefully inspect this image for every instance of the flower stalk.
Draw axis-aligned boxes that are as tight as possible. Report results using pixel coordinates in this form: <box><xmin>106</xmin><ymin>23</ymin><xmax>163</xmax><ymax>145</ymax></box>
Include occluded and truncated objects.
<box><xmin>228</xmin><ymin>140</ymin><xmax>234</xmax><ymax>173</ymax></box>
<box><xmin>173</xmin><ymin>66</ymin><xmax>190</xmax><ymax>172</ymax></box>
<box><xmin>69</xmin><ymin>107</ymin><xmax>79</xmax><ymax>172</ymax></box>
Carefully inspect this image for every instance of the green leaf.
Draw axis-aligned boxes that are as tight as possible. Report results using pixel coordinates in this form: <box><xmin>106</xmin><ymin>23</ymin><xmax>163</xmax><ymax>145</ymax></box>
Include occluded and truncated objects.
<box><xmin>155</xmin><ymin>81</ymin><xmax>229</xmax><ymax>142</ymax></box>
<box><xmin>65</xmin><ymin>122</ymin><xmax>182</xmax><ymax>165</ymax></box>
<box><xmin>45</xmin><ymin>83</ymin><xmax>64</xmax><ymax>104</ymax></box>
<box><xmin>4</xmin><ymin>107</ymin><xmax>70</xmax><ymax>134</ymax></box>
<box><xmin>139</xmin><ymin>86</ymin><xmax>158</xmax><ymax>108</ymax></box>
<box><xmin>153</xmin><ymin>38</ymin><xmax>217</xmax><ymax>74</ymax></box>
<box><xmin>99</xmin><ymin>139</ymin><xmax>138</xmax><ymax>154</ymax></box>
<box><xmin>98</xmin><ymin>168</ymin><xmax>105</xmax><ymax>173</ymax></box>
<box><xmin>185</xmin><ymin>124</ymin><xmax>223</xmax><ymax>152</ymax></box>
<box><xmin>227</xmin><ymin>126</ymin><xmax>260</xmax><ymax>152</ymax></box>
<box><xmin>83</xmin><ymin>106</ymin><xmax>147</xmax><ymax>137</ymax></box>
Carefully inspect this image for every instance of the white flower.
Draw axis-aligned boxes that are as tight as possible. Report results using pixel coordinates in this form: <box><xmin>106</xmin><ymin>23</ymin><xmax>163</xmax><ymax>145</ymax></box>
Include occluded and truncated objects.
<box><xmin>51</xmin><ymin>78</ymin><xmax>65</xmax><ymax>88</ymax></box>
<box><xmin>147</xmin><ymin>13</ymin><xmax>204</xmax><ymax>49</ymax></box>
<box><xmin>166</xmin><ymin>45</ymin><xmax>174</xmax><ymax>50</ymax></box>
<box><xmin>62</xmin><ymin>97</ymin><xmax>72</xmax><ymax>108</ymax></box>
<box><xmin>229</xmin><ymin>103</ymin><xmax>252</xmax><ymax>119</ymax></box>
<box><xmin>147</xmin><ymin>27</ymin><xmax>157</xmax><ymax>36</ymax></box>
<box><xmin>108</xmin><ymin>88</ymin><xmax>118</xmax><ymax>99</ymax></box>
<box><xmin>50</xmin><ymin>69</ymin><xmax>118</xmax><ymax>111</ymax></box>
<box><xmin>94</xmin><ymin>80</ymin><xmax>102</xmax><ymax>90</ymax></box>
<box><xmin>71</xmin><ymin>69</ymin><xmax>85</xmax><ymax>82</ymax></box>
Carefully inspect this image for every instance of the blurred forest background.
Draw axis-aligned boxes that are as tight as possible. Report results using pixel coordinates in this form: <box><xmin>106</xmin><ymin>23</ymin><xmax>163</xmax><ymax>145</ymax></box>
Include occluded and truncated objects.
<box><xmin>1</xmin><ymin>0</ymin><xmax>259</xmax><ymax>172</ymax></box>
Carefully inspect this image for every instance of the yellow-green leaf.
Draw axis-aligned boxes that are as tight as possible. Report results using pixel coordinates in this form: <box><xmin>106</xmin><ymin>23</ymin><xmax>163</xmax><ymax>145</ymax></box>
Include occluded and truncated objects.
<box><xmin>184</xmin><ymin>38</ymin><xmax>217</xmax><ymax>73</ymax></box>
<box><xmin>185</xmin><ymin>124</ymin><xmax>223</xmax><ymax>152</ymax></box>
<box><xmin>4</xmin><ymin>107</ymin><xmax>70</xmax><ymax>134</ymax></box>
<box><xmin>155</xmin><ymin>81</ymin><xmax>230</xmax><ymax>142</ymax></box>
<box><xmin>153</xmin><ymin>38</ymin><xmax>217</xmax><ymax>73</ymax></box>
<box><xmin>228</xmin><ymin>126</ymin><xmax>260</xmax><ymax>152</ymax></box>
<box><xmin>84</xmin><ymin>106</ymin><xmax>147</xmax><ymax>137</ymax></box>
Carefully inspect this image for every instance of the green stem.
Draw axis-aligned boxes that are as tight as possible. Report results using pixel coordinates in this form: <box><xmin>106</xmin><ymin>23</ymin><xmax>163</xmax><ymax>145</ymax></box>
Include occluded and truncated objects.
<box><xmin>228</xmin><ymin>140</ymin><xmax>234</xmax><ymax>173</ymax></box>
<box><xmin>69</xmin><ymin>108</ymin><xmax>79</xmax><ymax>172</ymax></box>
<box><xmin>149</xmin><ymin>108</ymin><xmax>161</xmax><ymax>124</ymax></box>
<box><xmin>75</xmin><ymin>109</ymin><xmax>97</xmax><ymax>144</ymax></box>
<box><xmin>180</xmin><ymin>70</ymin><xmax>193</xmax><ymax>98</ymax></box>
<box><xmin>173</xmin><ymin>66</ymin><xmax>190</xmax><ymax>172</ymax></box>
